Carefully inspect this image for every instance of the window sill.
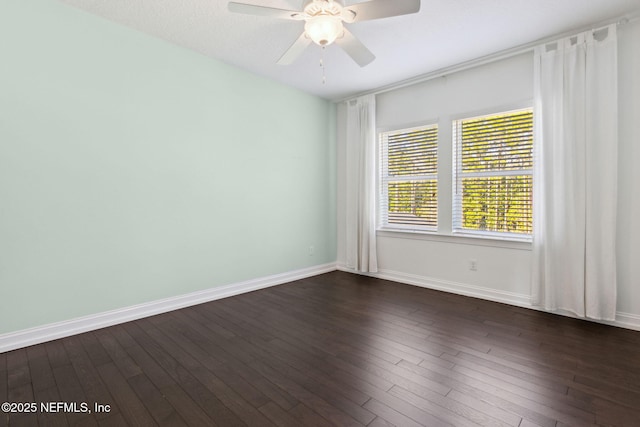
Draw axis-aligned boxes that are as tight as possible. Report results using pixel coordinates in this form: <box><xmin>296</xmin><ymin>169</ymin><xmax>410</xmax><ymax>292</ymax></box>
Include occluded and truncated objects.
<box><xmin>377</xmin><ymin>228</ymin><xmax>533</xmax><ymax>250</ymax></box>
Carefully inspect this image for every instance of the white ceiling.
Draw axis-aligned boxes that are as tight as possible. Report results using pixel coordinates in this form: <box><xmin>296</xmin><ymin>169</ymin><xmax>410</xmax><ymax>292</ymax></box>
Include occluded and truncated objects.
<box><xmin>59</xmin><ymin>0</ymin><xmax>640</xmax><ymax>100</ymax></box>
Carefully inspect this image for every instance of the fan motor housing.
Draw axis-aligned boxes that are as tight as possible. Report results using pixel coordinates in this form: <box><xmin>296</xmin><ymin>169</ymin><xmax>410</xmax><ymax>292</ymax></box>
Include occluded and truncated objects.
<box><xmin>304</xmin><ymin>0</ymin><xmax>343</xmax><ymax>17</ymax></box>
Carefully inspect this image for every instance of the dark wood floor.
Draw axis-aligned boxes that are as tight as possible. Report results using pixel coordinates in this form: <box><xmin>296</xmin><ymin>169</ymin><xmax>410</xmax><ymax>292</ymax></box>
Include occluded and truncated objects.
<box><xmin>2</xmin><ymin>271</ymin><xmax>640</xmax><ymax>426</ymax></box>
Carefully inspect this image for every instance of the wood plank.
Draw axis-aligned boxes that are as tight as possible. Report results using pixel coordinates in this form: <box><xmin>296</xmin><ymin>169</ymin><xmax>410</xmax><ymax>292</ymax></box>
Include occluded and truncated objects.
<box><xmin>289</xmin><ymin>403</ymin><xmax>339</xmax><ymax>427</ymax></box>
<box><xmin>122</xmin><ymin>322</ymin><xmax>245</xmax><ymax>426</ymax></box>
<box><xmin>45</xmin><ymin>340</ymin><xmax>72</xmax><ymax>369</ymax></box>
<box><xmin>399</xmin><ymin>356</ymin><xmax>557</xmax><ymax>427</ymax></box>
<box><xmin>95</xmin><ymin>362</ymin><xmax>156</xmax><ymax>427</ymax></box>
<box><xmin>258</xmin><ymin>401</ymin><xmax>304</xmax><ymax>427</ymax></box>
<box><xmin>362</xmin><ymin>398</ymin><xmax>427</xmax><ymax>427</ymax></box>
<box><xmin>155</xmin><ymin>313</ymin><xmax>272</xmax><ymax>409</ymax></box>
<box><xmin>248</xmin><ymin>358</ymin><xmax>365</xmax><ymax>427</ymax></box>
<box><xmin>78</xmin><ymin>333</ymin><xmax>112</xmax><ymax>368</ymax></box>
<box><xmin>388</xmin><ymin>385</ymin><xmax>496</xmax><ymax>427</ymax></box>
<box><xmin>448</xmin><ymin>364</ymin><xmax>596</xmax><ymax>425</ymax></box>
<box><xmin>50</xmin><ymin>363</ymin><xmax>93</xmax><ymax>425</ymax></box>
<box><xmin>94</xmin><ymin>330</ymin><xmax>142</xmax><ymax>380</ymax></box>
<box><xmin>97</xmin><ymin>412</ymin><xmax>128</xmax><ymax>427</ymax></box>
<box><xmin>171</xmin><ymin>309</ymin><xmax>301</xmax><ymax>411</ymax></box>
<box><xmin>62</xmin><ymin>335</ymin><xmax>121</xmax><ymax>422</ymax></box>
<box><xmin>0</xmin><ymin>358</ymin><xmax>6</xmax><ymax>427</ymax></box>
<box><xmin>32</xmin><ymin>386</ymin><xmax>69</xmax><ymax>427</ymax></box>
<box><xmin>442</xmin><ymin>350</ymin><xmax>572</xmax><ymax>396</ymax></box>
<box><xmin>239</xmin><ymin>342</ymin><xmax>376</xmax><ymax>425</ymax></box>
<box><xmin>127</xmin><ymin>373</ymin><xmax>187</xmax><ymax>426</ymax></box>
<box><xmin>140</xmin><ymin>321</ymin><xmax>277</xmax><ymax>427</ymax></box>
<box><xmin>446</xmin><ymin>389</ymin><xmax>522</xmax><ymax>426</ymax></box>
<box><xmin>26</xmin><ymin>347</ymin><xmax>56</xmax><ymax>393</ymax></box>
<box><xmin>6</xmin><ymin>349</ymin><xmax>31</xmax><ymax>390</ymax></box>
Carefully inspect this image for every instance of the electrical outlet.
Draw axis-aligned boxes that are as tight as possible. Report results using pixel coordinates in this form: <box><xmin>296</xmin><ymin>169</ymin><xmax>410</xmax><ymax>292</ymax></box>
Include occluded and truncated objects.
<box><xmin>469</xmin><ymin>259</ymin><xmax>478</xmax><ymax>271</ymax></box>
<box><xmin>309</xmin><ymin>245</ymin><xmax>315</xmax><ymax>256</ymax></box>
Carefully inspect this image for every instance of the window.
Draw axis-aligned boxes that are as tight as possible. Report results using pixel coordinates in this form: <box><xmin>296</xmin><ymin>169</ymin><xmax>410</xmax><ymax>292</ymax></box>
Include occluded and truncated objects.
<box><xmin>452</xmin><ymin>108</ymin><xmax>533</xmax><ymax>239</ymax></box>
<box><xmin>380</xmin><ymin>124</ymin><xmax>438</xmax><ymax>231</ymax></box>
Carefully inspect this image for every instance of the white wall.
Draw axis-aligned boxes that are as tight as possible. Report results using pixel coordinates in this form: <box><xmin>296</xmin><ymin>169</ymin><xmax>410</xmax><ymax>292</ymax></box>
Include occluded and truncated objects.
<box><xmin>616</xmin><ymin>19</ymin><xmax>640</xmax><ymax>317</ymax></box>
<box><xmin>337</xmin><ymin>20</ymin><xmax>640</xmax><ymax>326</ymax></box>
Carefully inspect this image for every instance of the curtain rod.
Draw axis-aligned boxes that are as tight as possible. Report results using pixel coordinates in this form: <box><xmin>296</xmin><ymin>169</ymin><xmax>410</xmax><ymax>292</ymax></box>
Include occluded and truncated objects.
<box><xmin>335</xmin><ymin>10</ymin><xmax>639</xmax><ymax>103</ymax></box>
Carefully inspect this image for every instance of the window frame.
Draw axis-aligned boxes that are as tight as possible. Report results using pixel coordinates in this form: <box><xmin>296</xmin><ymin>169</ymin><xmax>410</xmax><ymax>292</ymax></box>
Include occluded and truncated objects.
<box><xmin>378</xmin><ymin>122</ymin><xmax>439</xmax><ymax>233</ymax></box>
<box><xmin>451</xmin><ymin>107</ymin><xmax>534</xmax><ymax>242</ymax></box>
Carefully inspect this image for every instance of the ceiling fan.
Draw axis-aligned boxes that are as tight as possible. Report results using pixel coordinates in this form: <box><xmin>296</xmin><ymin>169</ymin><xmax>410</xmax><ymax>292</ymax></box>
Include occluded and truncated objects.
<box><xmin>228</xmin><ymin>0</ymin><xmax>421</xmax><ymax>67</ymax></box>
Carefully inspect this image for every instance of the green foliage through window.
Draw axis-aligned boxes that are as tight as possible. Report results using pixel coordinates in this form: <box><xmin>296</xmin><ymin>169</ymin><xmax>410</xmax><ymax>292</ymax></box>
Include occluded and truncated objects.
<box><xmin>454</xmin><ymin>109</ymin><xmax>533</xmax><ymax>236</ymax></box>
<box><xmin>388</xmin><ymin>180</ymin><xmax>437</xmax><ymax>227</ymax></box>
<box><xmin>461</xmin><ymin>176</ymin><xmax>532</xmax><ymax>234</ymax></box>
<box><xmin>381</xmin><ymin>125</ymin><xmax>438</xmax><ymax>230</ymax></box>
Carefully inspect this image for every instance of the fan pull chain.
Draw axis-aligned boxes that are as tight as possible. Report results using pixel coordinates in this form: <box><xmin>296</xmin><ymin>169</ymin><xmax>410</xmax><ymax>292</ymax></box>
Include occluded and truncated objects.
<box><xmin>320</xmin><ymin>46</ymin><xmax>326</xmax><ymax>84</ymax></box>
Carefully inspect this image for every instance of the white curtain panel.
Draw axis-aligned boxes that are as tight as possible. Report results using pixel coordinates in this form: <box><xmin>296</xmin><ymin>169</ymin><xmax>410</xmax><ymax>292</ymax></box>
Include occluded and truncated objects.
<box><xmin>345</xmin><ymin>94</ymin><xmax>378</xmax><ymax>273</ymax></box>
<box><xmin>532</xmin><ymin>25</ymin><xmax>618</xmax><ymax>320</ymax></box>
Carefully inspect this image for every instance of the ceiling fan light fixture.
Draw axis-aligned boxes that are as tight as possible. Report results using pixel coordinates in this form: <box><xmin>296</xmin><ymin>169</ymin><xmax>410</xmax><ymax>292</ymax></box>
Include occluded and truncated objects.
<box><xmin>304</xmin><ymin>15</ymin><xmax>343</xmax><ymax>46</ymax></box>
<box><xmin>228</xmin><ymin>0</ymin><xmax>421</xmax><ymax>66</ymax></box>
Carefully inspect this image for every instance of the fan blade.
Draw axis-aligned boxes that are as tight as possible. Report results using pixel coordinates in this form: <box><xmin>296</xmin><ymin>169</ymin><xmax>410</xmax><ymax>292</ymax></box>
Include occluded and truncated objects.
<box><xmin>277</xmin><ymin>32</ymin><xmax>312</xmax><ymax>65</ymax></box>
<box><xmin>335</xmin><ymin>28</ymin><xmax>375</xmax><ymax>67</ymax></box>
<box><xmin>228</xmin><ymin>2</ymin><xmax>304</xmax><ymax>20</ymax></box>
<box><xmin>344</xmin><ymin>0</ymin><xmax>420</xmax><ymax>23</ymax></box>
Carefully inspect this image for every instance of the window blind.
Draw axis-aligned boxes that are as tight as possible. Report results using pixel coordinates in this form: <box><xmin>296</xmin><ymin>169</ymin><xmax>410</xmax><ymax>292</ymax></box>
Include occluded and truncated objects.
<box><xmin>380</xmin><ymin>124</ymin><xmax>438</xmax><ymax>230</ymax></box>
<box><xmin>453</xmin><ymin>109</ymin><xmax>533</xmax><ymax>237</ymax></box>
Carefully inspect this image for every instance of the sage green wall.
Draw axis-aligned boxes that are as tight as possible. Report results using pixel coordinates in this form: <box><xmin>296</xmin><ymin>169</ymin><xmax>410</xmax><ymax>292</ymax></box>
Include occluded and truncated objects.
<box><xmin>0</xmin><ymin>0</ymin><xmax>336</xmax><ymax>334</ymax></box>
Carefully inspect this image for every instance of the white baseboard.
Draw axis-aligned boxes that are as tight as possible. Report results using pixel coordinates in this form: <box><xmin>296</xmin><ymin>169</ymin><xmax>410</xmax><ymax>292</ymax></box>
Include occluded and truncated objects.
<box><xmin>0</xmin><ymin>263</ymin><xmax>337</xmax><ymax>353</ymax></box>
<box><xmin>337</xmin><ymin>265</ymin><xmax>531</xmax><ymax>307</ymax></box>
<box><xmin>612</xmin><ymin>311</ymin><xmax>640</xmax><ymax>331</ymax></box>
<box><xmin>337</xmin><ymin>263</ymin><xmax>640</xmax><ymax>332</ymax></box>
<box><xmin>4</xmin><ymin>263</ymin><xmax>637</xmax><ymax>353</ymax></box>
